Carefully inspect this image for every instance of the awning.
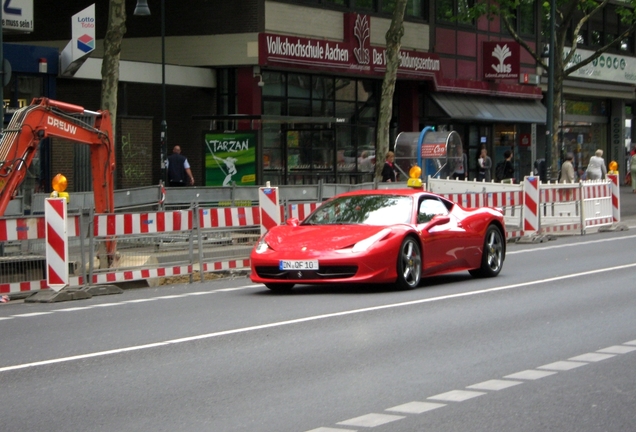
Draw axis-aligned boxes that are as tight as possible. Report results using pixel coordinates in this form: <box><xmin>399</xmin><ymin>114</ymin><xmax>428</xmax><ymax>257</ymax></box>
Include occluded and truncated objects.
<box><xmin>431</xmin><ymin>93</ymin><xmax>547</xmax><ymax>124</ymax></box>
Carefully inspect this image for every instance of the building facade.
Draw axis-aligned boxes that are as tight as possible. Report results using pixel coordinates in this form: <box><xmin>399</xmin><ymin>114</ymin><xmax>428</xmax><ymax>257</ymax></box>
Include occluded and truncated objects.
<box><xmin>4</xmin><ymin>0</ymin><xmax>635</xmax><ymax>192</ymax></box>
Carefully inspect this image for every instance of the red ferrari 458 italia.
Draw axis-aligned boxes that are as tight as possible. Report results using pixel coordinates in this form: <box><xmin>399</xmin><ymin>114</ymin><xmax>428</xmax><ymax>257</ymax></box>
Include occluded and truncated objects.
<box><xmin>250</xmin><ymin>188</ymin><xmax>506</xmax><ymax>292</ymax></box>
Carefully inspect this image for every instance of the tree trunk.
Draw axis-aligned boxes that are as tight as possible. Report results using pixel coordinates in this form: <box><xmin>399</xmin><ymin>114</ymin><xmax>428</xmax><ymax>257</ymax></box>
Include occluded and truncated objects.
<box><xmin>375</xmin><ymin>0</ymin><xmax>407</xmax><ymax>180</ymax></box>
<box><xmin>101</xmin><ymin>0</ymin><xmax>126</xmax><ymax>139</ymax></box>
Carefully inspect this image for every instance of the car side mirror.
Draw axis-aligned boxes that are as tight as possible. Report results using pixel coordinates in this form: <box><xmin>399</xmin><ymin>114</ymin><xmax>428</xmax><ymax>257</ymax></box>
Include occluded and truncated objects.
<box><xmin>286</xmin><ymin>218</ymin><xmax>300</xmax><ymax>227</ymax></box>
<box><xmin>425</xmin><ymin>215</ymin><xmax>450</xmax><ymax>229</ymax></box>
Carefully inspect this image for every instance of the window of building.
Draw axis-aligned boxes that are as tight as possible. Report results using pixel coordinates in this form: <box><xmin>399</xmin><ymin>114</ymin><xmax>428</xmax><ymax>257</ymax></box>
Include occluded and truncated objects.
<box><xmin>381</xmin><ymin>0</ymin><xmax>426</xmax><ymax>19</ymax></box>
<box><xmin>216</xmin><ymin>69</ymin><xmax>237</xmax><ymax>116</ymax></box>
<box><xmin>436</xmin><ymin>0</ymin><xmax>473</xmax><ymax>26</ymax></box>
<box><xmin>261</xmin><ymin>72</ymin><xmax>379</xmax><ymax>185</ymax></box>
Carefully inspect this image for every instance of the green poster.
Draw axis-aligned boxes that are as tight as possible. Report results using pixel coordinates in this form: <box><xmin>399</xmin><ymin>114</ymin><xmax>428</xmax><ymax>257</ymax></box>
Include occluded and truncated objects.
<box><xmin>204</xmin><ymin>131</ymin><xmax>257</xmax><ymax>186</ymax></box>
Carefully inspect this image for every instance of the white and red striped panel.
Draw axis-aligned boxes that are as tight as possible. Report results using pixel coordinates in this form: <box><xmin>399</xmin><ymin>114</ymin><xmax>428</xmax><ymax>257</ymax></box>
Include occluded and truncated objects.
<box><xmin>45</xmin><ymin>198</ymin><xmax>69</xmax><ymax>291</ymax></box>
<box><xmin>523</xmin><ymin>177</ymin><xmax>540</xmax><ymax>235</ymax></box>
<box><xmin>608</xmin><ymin>174</ymin><xmax>620</xmax><ymax>222</ymax></box>
<box><xmin>0</xmin><ymin>215</ymin><xmax>80</xmax><ymax>241</ymax></box>
<box><xmin>199</xmin><ymin>207</ymin><xmax>260</xmax><ymax>229</ymax></box>
<box><xmin>202</xmin><ymin>259</ymin><xmax>250</xmax><ymax>273</ymax></box>
<box><xmin>287</xmin><ymin>202</ymin><xmax>320</xmax><ymax>221</ymax></box>
<box><xmin>541</xmin><ymin>187</ymin><xmax>581</xmax><ymax>203</ymax></box>
<box><xmin>0</xmin><ymin>276</ymin><xmax>84</xmax><ymax>295</ymax></box>
<box><xmin>90</xmin><ymin>265</ymin><xmax>193</xmax><ymax>285</ymax></box>
<box><xmin>259</xmin><ymin>187</ymin><xmax>281</xmax><ymax>234</ymax></box>
<box><xmin>94</xmin><ymin>211</ymin><xmax>193</xmax><ymax>237</ymax></box>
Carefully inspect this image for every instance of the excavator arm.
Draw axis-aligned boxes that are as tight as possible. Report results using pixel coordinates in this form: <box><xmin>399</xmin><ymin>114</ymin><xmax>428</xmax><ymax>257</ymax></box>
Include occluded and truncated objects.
<box><xmin>0</xmin><ymin>98</ymin><xmax>115</xmax><ymax>216</ymax></box>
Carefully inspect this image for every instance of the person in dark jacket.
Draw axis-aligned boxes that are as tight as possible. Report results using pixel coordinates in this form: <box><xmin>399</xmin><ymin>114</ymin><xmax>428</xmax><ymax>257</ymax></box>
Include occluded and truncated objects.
<box><xmin>381</xmin><ymin>151</ymin><xmax>398</xmax><ymax>182</ymax></box>
<box><xmin>166</xmin><ymin>145</ymin><xmax>194</xmax><ymax>187</ymax></box>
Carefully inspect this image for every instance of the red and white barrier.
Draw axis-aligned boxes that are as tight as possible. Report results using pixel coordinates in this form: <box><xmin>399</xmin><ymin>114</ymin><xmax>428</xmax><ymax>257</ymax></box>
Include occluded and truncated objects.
<box><xmin>94</xmin><ymin>210</ymin><xmax>192</xmax><ymax>237</ymax></box>
<box><xmin>203</xmin><ymin>259</ymin><xmax>250</xmax><ymax>273</ymax></box>
<box><xmin>608</xmin><ymin>174</ymin><xmax>620</xmax><ymax>222</ymax></box>
<box><xmin>287</xmin><ymin>202</ymin><xmax>320</xmax><ymax>220</ymax></box>
<box><xmin>45</xmin><ymin>198</ymin><xmax>69</xmax><ymax>291</ymax></box>
<box><xmin>258</xmin><ymin>186</ymin><xmax>281</xmax><ymax>234</ymax></box>
<box><xmin>199</xmin><ymin>207</ymin><xmax>260</xmax><ymax>229</ymax></box>
<box><xmin>523</xmin><ymin>177</ymin><xmax>540</xmax><ymax>236</ymax></box>
<box><xmin>0</xmin><ymin>215</ymin><xmax>80</xmax><ymax>241</ymax></box>
<box><xmin>90</xmin><ymin>265</ymin><xmax>193</xmax><ymax>285</ymax></box>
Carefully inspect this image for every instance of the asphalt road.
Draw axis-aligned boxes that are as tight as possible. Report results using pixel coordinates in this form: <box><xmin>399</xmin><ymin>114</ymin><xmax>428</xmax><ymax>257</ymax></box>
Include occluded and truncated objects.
<box><xmin>1</xmin><ymin>218</ymin><xmax>636</xmax><ymax>431</ymax></box>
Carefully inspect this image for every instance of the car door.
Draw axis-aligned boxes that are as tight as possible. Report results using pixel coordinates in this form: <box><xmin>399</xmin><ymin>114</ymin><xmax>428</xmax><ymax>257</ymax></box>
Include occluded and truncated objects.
<box><xmin>417</xmin><ymin>197</ymin><xmax>466</xmax><ymax>272</ymax></box>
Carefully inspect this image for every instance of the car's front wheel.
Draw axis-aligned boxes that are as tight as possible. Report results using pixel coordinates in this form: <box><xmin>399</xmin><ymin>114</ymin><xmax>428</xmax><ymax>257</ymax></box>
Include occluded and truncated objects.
<box><xmin>395</xmin><ymin>236</ymin><xmax>422</xmax><ymax>290</ymax></box>
<box><xmin>469</xmin><ymin>225</ymin><xmax>504</xmax><ymax>278</ymax></box>
<box><xmin>265</xmin><ymin>283</ymin><xmax>295</xmax><ymax>293</ymax></box>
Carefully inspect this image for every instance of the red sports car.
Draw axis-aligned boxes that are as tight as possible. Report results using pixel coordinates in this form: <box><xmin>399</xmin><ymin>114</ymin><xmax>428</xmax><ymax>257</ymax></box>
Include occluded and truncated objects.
<box><xmin>250</xmin><ymin>188</ymin><xmax>506</xmax><ymax>292</ymax></box>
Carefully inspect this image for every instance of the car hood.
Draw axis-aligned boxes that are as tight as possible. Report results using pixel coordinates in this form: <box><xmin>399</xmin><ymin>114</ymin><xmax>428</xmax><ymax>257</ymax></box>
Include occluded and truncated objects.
<box><xmin>265</xmin><ymin>225</ymin><xmax>391</xmax><ymax>252</ymax></box>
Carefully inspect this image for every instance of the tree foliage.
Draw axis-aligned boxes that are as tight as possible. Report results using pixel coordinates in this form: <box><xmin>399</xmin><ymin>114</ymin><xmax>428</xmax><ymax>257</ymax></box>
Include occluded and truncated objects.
<box><xmin>462</xmin><ymin>0</ymin><xmax>636</xmax><ymax>174</ymax></box>
<box><xmin>375</xmin><ymin>0</ymin><xmax>408</xmax><ymax>180</ymax></box>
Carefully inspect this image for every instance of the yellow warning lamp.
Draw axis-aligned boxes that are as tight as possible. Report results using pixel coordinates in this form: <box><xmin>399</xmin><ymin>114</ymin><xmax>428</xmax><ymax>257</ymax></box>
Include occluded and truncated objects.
<box><xmin>50</xmin><ymin>173</ymin><xmax>70</xmax><ymax>203</ymax></box>
<box><xmin>407</xmin><ymin>165</ymin><xmax>423</xmax><ymax>188</ymax></box>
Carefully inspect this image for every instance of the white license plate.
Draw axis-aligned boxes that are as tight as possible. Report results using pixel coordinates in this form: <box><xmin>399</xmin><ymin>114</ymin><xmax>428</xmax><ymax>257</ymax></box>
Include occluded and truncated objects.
<box><xmin>279</xmin><ymin>260</ymin><xmax>319</xmax><ymax>271</ymax></box>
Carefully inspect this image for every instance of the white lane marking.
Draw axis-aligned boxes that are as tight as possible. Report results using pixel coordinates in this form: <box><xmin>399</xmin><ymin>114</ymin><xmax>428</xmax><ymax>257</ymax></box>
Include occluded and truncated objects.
<box><xmin>0</xmin><ymin>317</ymin><xmax>13</xmax><ymax>321</ymax></box>
<box><xmin>125</xmin><ymin>298</ymin><xmax>158</xmax><ymax>303</ymax></box>
<box><xmin>55</xmin><ymin>307</ymin><xmax>95</xmax><ymax>312</ymax></box>
<box><xmin>537</xmin><ymin>360</ymin><xmax>587</xmax><ymax>371</ymax></box>
<box><xmin>507</xmin><ymin>233</ymin><xmax>636</xmax><ymax>255</ymax></box>
<box><xmin>624</xmin><ymin>340</ymin><xmax>636</xmax><ymax>346</ymax></box>
<box><xmin>386</xmin><ymin>401</ymin><xmax>446</xmax><ymax>414</ymax></box>
<box><xmin>466</xmin><ymin>379</ymin><xmax>523</xmax><ymax>391</ymax></box>
<box><xmin>337</xmin><ymin>413</ymin><xmax>405</xmax><ymax>427</ymax></box>
<box><xmin>2</xmin><ymin>262</ymin><xmax>636</xmax><ymax>373</ymax></box>
<box><xmin>504</xmin><ymin>370</ymin><xmax>557</xmax><ymax>380</ymax></box>
<box><xmin>569</xmin><ymin>353</ymin><xmax>616</xmax><ymax>362</ymax></box>
<box><xmin>428</xmin><ymin>390</ymin><xmax>486</xmax><ymax>402</ymax></box>
<box><xmin>597</xmin><ymin>345</ymin><xmax>636</xmax><ymax>354</ymax></box>
<box><xmin>305</xmin><ymin>428</ymin><xmax>356</xmax><ymax>432</ymax></box>
<box><xmin>13</xmin><ymin>312</ymin><xmax>54</xmax><ymax>317</ymax></box>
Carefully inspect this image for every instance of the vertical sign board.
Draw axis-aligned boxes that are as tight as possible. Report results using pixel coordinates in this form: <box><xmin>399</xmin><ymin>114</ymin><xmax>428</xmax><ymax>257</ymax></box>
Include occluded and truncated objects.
<box><xmin>61</xmin><ymin>4</ymin><xmax>96</xmax><ymax>76</ymax></box>
<box><xmin>45</xmin><ymin>198</ymin><xmax>69</xmax><ymax>291</ymax></box>
<box><xmin>1</xmin><ymin>0</ymin><xmax>34</xmax><ymax>32</ymax></box>
<box><xmin>203</xmin><ymin>131</ymin><xmax>257</xmax><ymax>186</ymax></box>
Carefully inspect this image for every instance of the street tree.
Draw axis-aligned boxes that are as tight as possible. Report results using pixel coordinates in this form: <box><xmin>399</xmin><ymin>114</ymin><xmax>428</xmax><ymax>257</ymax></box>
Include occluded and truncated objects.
<box><xmin>375</xmin><ymin>0</ymin><xmax>408</xmax><ymax>180</ymax></box>
<box><xmin>460</xmin><ymin>0</ymin><xmax>636</xmax><ymax>175</ymax></box>
<box><xmin>101</xmin><ymin>0</ymin><xmax>127</xmax><ymax>139</ymax></box>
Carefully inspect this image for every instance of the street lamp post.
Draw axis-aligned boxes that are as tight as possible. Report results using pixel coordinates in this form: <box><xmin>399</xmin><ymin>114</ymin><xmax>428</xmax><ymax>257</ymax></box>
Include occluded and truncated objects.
<box><xmin>134</xmin><ymin>0</ymin><xmax>166</xmax><ymax>184</ymax></box>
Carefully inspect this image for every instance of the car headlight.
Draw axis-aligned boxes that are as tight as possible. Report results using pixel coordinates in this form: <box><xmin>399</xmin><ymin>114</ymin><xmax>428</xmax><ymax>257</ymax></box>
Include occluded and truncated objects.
<box><xmin>254</xmin><ymin>236</ymin><xmax>270</xmax><ymax>254</ymax></box>
<box><xmin>351</xmin><ymin>228</ymin><xmax>391</xmax><ymax>253</ymax></box>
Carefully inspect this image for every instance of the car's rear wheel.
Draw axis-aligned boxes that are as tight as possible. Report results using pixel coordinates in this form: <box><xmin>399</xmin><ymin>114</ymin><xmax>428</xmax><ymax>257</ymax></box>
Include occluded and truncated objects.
<box><xmin>395</xmin><ymin>236</ymin><xmax>422</xmax><ymax>290</ymax></box>
<box><xmin>469</xmin><ymin>225</ymin><xmax>504</xmax><ymax>278</ymax></box>
<box><xmin>265</xmin><ymin>283</ymin><xmax>295</xmax><ymax>293</ymax></box>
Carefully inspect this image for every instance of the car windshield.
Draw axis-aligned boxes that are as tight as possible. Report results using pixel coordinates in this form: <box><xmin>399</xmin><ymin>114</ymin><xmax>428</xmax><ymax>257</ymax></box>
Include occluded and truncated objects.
<box><xmin>303</xmin><ymin>195</ymin><xmax>413</xmax><ymax>226</ymax></box>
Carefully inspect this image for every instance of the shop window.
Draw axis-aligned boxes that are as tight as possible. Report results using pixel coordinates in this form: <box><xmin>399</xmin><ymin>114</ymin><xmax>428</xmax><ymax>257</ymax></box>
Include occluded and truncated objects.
<box><xmin>517</xmin><ymin>1</ymin><xmax>535</xmax><ymax>35</ymax></box>
<box><xmin>262</xmin><ymin>71</ymin><xmax>286</xmax><ymax>97</ymax></box>
<box><xmin>335</xmin><ymin>78</ymin><xmax>356</xmax><ymax>101</ymax></box>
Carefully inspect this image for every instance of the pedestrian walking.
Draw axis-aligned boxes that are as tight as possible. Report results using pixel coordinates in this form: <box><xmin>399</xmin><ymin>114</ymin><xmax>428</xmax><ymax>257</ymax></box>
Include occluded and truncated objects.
<box><xmin>585</xmin><ymin>149</ymin><xmax>607</xmax><ymax>180</ymax></box>
<box><xmin>381</xmin><ymin>151</ymin><xmax>398</xmax><ymax>182</ymax></box>
<box><xmin>559</xmin><ymin>152</ymin><xmax>575</xmax><ymax>183</ymax></box>
<box><xmin>477</xmin><ymin>148</ymin><xmax>492</xmax><ymax>182</ymax></box>
<box><xmin>166</xmin><ymin>145</ymin><xmax>195</xmax><ymax>187</ymax></box>
<box><xmin>452</xmin><ymin>146</ymin><xmax>468</xmax><ymax>180</ymax></box>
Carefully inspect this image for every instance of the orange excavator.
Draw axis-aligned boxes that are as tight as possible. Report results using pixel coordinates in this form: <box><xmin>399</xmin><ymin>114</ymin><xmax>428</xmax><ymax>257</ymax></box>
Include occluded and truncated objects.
<box><xmin>0</xmin><ymin>97</ymin><xmax>115</xmax><ymax>217</ymax></box>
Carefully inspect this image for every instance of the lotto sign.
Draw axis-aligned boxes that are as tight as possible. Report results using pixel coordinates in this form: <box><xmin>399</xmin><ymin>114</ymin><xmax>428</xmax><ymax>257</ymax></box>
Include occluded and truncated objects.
<box><xmin>45</xmin><ymin>198</ymin><xmax>69</xmax><ymax>291</ymax></box>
